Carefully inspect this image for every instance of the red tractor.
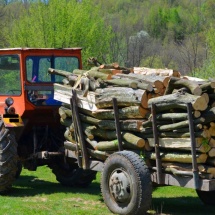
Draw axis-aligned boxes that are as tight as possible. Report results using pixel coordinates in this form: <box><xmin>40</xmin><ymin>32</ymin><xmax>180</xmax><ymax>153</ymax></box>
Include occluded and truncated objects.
<box><xmin>0</xmin><ymin>48</ymin><xmax>96</xmax><ymax>193</ymax></box>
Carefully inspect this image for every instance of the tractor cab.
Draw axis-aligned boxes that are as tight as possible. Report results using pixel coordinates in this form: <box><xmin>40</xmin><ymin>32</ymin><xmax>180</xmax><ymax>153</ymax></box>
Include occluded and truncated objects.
<box><xmin>0</xmin><ymin>48</ymin><xmax>82</xmax><ymax>120</ymax></box>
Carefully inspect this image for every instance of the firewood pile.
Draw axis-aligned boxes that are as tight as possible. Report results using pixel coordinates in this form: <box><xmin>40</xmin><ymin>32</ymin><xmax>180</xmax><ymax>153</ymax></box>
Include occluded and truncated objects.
<box><xmin>49</xmin><ymin>62</ymin><xmax>215</xmax><ymax>179</ymax></box>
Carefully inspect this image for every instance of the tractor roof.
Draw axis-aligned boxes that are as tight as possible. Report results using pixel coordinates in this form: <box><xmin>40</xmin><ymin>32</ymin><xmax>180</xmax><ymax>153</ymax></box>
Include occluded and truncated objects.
<box><xmin>0</xmin><ymin>47</ymin><xmax>82</xmax><ymax>51</ymax></box>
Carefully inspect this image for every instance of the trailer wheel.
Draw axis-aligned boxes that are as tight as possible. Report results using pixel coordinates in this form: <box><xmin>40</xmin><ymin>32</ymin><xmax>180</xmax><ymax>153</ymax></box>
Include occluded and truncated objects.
<box><xmin>101</xmin><ymin>151</ymin><xmax>152</xmax><ymax>215</ymax></box>
<box><xmin>51</xmin><ymin>163</ymin><xmax>96</xmax><ymax>187</ymax></box>
<box><xmin>196</xmin><ymin>190</ymin><xmax>215</xmax><ymax>205</ymax></box>
<box><xmin>0</xmin><ymin>121</ymin><xmax>17</xmax><ymax>194</ymax></box>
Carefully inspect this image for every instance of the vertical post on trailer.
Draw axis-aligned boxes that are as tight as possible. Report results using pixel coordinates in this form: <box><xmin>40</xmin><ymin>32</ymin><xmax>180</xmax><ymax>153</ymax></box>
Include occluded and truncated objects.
<box><xmin>112</xmin><ymin>98</ymin><xmax>123</xmax><ymax>151</ymax></box>
<box><xmin>71</xmin><ymin>89</ymin><xmax>89</xmax><ymax>169</ymax></box>
<box><xmin>187</xmin><ymin>103</ymin><xmax>199</xmax><ymax>189</ymax></box>
<box><xmin>151</xmin><ymin>103</ymin><xmax>163</xmax><ymax>184</ymax></box>
<box><xmin>70</xmin><ymin>96</ymin><xmax>82</xmax><ymax>168</ymax></box>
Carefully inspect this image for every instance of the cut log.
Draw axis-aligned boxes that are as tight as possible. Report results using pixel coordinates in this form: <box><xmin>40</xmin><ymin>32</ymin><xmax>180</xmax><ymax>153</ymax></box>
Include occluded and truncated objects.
<box><xmin>96</xmin><ymin>140</ymin><xmax>119</xmax><ymax>151</ymax></box>
<box><xmin>156</xmin><ymin>113</ymin><xmax>188</xmax><ymax>121</ymax></box>
<box><xmin>85</xmin><ymin>137</ymin><xmax>98</xmax><ymax>149</ymax></box>
<box><xmin>133</xmin><ymin>67</ymin><xmax>181</xmax><ymax>77</ymax></box>
<box><xmin>146</xmin><ymin>152</ymin><xmax>207</xmax><ymax>163</ymax></box>
<box><xmin>79</xmin><ymin>113</ymin><xmax>145</xmax><ymax>131</ymax></box>
<box><xmin>142</xmin><ymin>130</ymin><xmax>206</xmax><ymax>139</ymax></box>
<box><xmin>198</xmin><ymin>164</ymin><xmax>215</xmax><ymax>178</ymax></box>
<box><xmin>81</xmin><ymin>123</ymin><xmax>97</xmax><ymax>140</ymax></box>
<box><xmin>98</xmin><ymin>68</ymin><xmax>123</xmax><ymax>75</ymax></box>
<box><xmin>148</xmin><ymin>91</ymin><xmax>208</xmax><ymax>111</ymax></box>
<box><xmin>90</xmin><ymin>128</ymin><xmax>117</xmax><ymax>140</ymax></box>
<box><xmin>95</xmin><ymin>139</ymin><xmax>145</xmax><ymax>151</ymax></box>
<box><xmin>200</xmin><ymin>81</ymin><xmax>215</xmax><ymax>93</ymax></box>
<box><xmin>104</xmin><ymin>79</ymin><xmax>153</xmax><ymax>92</ymax></box>
<box><xmin>202</xmin><ymin>93</ymin><xmax>209</xmax><ymax>104</ymax></box>
<box><xmin>208</xmin><ymin>148</ymin><xmax>215</xmax><ymax>157</ymax></box>
<box><xmin>64</xmin><ymin>141</ymin><xmax>78</xmax><ymax>151</ymax></box>
<box><xmin>157</xmin><ymin>119</ymin><xmax>204</xmax><ymax>132</ymax></box>
<box><xmin>147</xmin><ymin>137</ymin><xmax>204</xmax><ymax>149</ymax></box>
<box><xmin>48</xmin><ymin>68</ymin><xmax>75</xmax><ymax>77</ymax></box>
<box><xmin>83</xmin><ymin>105</ymin><xmax>150</xmax><ymax>120</ymax></box>
<box><xmin>64</xmin><ymin>129</ymin><xmax>75</xmax><ymax>143</ymax></box>
<box><xmin>122</xmin><ymin>132</ymin><xmax>146</xmax><ymax>148</ymax></box>
<box><xmin>183</xmin><ymin>76</ymin><xmax>205</xmax><ymax>83</ymax></box>
<box><xmin>113</xmin><ymin>73</ymin><xmax>154</xmax><ymax>91</ymax></box>
<box><xmin>59</xmin><ymin>106</ymin><xmax>73</xmax><ymax>118</ymax></box>
<box><xmin>164</xmin><ymin>77</ymin><xmax>202</xmax><ymax>96</ymax></box>
<box><xmin>95</xmin><ymin>87</ymin><xmax>147</xmax><ymax>108</ymax></box>
<box><xmin>73</xmin><ymin>68</ymin><xmax>112</xmax><ymax>80</ymax></box>
<box><xmin>126</xmin><ymin>73</ymin><xmax>167</xmax><ymax>89</ymax></box>
<box><xmin>208</xmin><ymin>138</ymin><xmax>215</xmax><ymax>148</ymax></box>
<box><xmin>87</xmin><ymin>148</ymin><xmax>111</xmax><ymax>160</ymax></box>
<box><xmin>193</xmin><ymin>110</ymin><xmax>201</xmax><ymax>118</ymax></box>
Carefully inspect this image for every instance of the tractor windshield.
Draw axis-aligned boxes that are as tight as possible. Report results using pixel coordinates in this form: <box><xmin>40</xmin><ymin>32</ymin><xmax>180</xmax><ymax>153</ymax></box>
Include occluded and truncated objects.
<box><xmin>0</xmin><ymin>54</ymin><xmax>21</xmax><ymax>95</ymax></box>
<box><xmin>26</xmin><ymin>56</ymin><xmax>79</xmax><ymax>82</ymax></box>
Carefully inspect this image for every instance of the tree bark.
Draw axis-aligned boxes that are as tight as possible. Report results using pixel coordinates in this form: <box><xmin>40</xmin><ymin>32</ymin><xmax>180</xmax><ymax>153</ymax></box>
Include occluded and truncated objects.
<box><xmin>148</xmin><ymin>91</ymin><xmax>208</xmax><ymax>111</ymax></box>
<box><xmin>133</xmin><ymin>67</ymin><xmax>181</xmax><ymax>77</ymax></box>
<box><xmin>104</xmin><ymin>79</ymin><xmax>153</xmax><ymax>91</ymax></box>
<box><xmin>164</xmin><ymin>77</ymin><xmax>202</xmax><ymax>96</ymax></box>
<box><xmin>95</xmin><ymin>87</ymin><xmax>147</xmax><ymax>108</ymax></box>
<box><xmin>146</xmin><ymin>152</ymin><xmax>207</xmax><ymax>163</ymax></box>
<box><xmin>82</xmin><ymin>105</ymin><xmax>150</xmax><ymax>120</ymax></box>
<box><xmin>147</xmin><ymin>137</ymin><xmax>205</xmax><ymax>148</ymax></box>
<box><xmin>79</xmin><ymin>113</ymin><xmax>145</xmax><ymax>131</ymax></box>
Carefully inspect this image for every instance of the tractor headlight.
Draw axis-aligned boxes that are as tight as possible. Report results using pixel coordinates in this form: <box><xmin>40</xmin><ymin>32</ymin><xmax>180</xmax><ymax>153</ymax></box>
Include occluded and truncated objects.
<box><xmin>5</xmin><ymin>97</ymin><xmax>14</xmax><ymax>107</ymax></box>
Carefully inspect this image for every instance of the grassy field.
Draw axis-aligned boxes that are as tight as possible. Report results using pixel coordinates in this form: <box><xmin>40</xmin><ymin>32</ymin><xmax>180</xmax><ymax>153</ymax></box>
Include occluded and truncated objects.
<box><xmin>1</xmin><ymin>166</ymin><xmax>215</xmax><ymax>215</ymax></box>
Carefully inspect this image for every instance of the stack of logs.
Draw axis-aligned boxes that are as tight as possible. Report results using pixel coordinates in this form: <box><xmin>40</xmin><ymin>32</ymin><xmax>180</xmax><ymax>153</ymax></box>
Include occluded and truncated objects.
<box><xmin>49</xmin><ymin>63</ymin><xmax>215</xmax><ymax>179</ymax></box>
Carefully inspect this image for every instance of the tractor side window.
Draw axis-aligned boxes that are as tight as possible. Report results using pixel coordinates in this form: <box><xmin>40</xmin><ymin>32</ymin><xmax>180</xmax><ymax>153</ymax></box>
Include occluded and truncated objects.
<box><xmin>54</xmin><ymin>57</ymin><xmax>79</xmax><ymax>82</ymax></box>
<box><xmin>0</xmin><ymin>55</ymin><xmax>21</xmax><ymax>95</ymax></box>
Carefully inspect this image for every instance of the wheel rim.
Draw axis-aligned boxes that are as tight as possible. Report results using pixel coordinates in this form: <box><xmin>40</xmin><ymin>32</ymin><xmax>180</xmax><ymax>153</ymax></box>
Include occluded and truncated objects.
<box><xmin>109</xmin><ymin>168</ymin><xmax>132</xmax><ymax>203</ymax></box>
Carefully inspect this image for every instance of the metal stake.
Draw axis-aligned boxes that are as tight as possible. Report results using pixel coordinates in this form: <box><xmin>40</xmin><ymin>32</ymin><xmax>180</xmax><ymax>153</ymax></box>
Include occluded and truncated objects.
<box><xmin>112</xmin><ymin>98</ymin><xmax>123</xmax><ymax>151</ymax></box>
<box><xmin>187</xmin><ymin>103</ymin><xmax>199</xmax><ymax>189</ymax></box>
<box><xmin>152</xmin><ymin>103</ymin><xmax>163</xmax><ymax>184</ymax></box>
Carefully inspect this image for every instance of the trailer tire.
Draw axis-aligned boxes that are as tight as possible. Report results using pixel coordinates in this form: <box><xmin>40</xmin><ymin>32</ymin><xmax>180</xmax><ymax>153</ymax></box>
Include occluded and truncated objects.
<box><xmin>101</xmin><ymin>150</ymin><xmax>152</xmax><ymax>215</ymax></box>
<box><xmin>196</xmin><ymin>190</ymin><xmax>215</xmax><ymax>205</ymax></box>
<box><xmin>51</xmin><ymin>163</ymin><xmax>96</xmax><ymax>187</ymax></box>
<box><xmin>0</xmin><ymin>121</ymin><xmax>17</xmax><ymax>194</ymax></box>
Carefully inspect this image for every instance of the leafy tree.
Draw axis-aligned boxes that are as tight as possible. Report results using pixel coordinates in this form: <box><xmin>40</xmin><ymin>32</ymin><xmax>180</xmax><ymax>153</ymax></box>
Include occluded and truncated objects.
<box><xmin>195</xmin><ymin>26</ymin><xmax>215</xmax><ymax>79</ymax></box>
<box><xmin>7</xmin><ymin>0</ymin><xmax>113</xmax><ymax>65</ymax></box>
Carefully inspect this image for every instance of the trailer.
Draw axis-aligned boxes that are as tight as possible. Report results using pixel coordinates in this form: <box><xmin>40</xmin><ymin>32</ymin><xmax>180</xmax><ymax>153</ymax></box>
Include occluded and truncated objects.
<box><xmin>61</xmin><ymin>89</ymin><xmax>215</xmax><ymax>215</ymax></box>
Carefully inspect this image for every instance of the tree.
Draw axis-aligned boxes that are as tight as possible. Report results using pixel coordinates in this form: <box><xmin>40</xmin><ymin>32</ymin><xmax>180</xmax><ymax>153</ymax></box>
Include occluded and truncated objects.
<box><xmin>7</xmin><ymin>0</ymin><xmax>113</xmax><ymax>66</ymax></box>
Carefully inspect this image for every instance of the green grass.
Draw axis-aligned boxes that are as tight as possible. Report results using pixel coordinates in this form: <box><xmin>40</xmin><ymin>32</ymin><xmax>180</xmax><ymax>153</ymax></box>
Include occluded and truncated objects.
<box><xmin>1</xmin><ymin>166</ymin><xmax>215</xmax><ymax>215</ymax></box>
<box><xmin>151</xmin><ymin>186</ymin><xmax>215</xmax><ymax>215</ymax></box>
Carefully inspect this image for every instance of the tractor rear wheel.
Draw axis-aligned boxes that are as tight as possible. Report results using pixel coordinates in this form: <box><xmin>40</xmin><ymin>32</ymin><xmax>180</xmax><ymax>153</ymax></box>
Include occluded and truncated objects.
<box><xmin>0</xmin><ymin>121</ymin><xmax>17</xmax><ymax>194</ymax></box>
<box><xmin>51</xmin><ymin>162</ymin><xmax>96</xmax><ymax>188</ymax></box>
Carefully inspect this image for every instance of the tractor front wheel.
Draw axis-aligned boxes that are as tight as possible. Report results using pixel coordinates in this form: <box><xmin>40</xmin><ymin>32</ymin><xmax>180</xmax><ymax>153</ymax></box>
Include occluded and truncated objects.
<box><xmin>0</xmin><ymin>121</ymin><xmax>17</xmax><ymax>194</ymax></box>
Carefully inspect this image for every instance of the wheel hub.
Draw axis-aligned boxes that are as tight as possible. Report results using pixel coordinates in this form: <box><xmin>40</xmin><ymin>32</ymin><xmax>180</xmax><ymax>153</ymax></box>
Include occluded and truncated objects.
<box><xmin>109</xmin><ymin>169</ymin><xmax>131</xmax><ymax>203</ymax></box>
